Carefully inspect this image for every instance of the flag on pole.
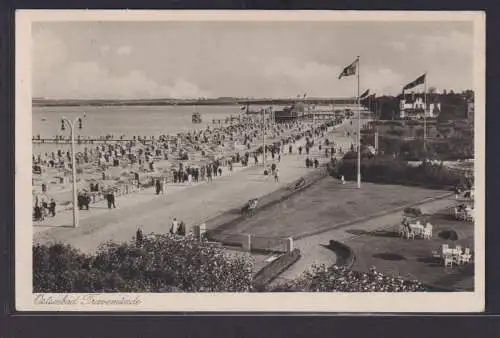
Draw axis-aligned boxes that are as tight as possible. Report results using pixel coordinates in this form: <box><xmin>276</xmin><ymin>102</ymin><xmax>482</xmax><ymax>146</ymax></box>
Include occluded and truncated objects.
<box><xmin>360</xmin><ymin>89</ymin><xmax>370</xmax><ymax>99</ymax></box>
<box><xmin>338</xmin><ymin>59</ymin><xmax>358</xmax><ymax>79</ymax></box>
<box><xmin>403</xmin><ymin>73</ymin><xmax>426</xmax><ymax>91</ymax></box>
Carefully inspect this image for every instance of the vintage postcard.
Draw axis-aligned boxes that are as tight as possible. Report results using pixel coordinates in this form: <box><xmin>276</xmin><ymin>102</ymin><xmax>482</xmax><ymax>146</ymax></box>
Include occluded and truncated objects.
<box><xmin>16</xmin><ymin>10</ymin><xmax>485</xmax><ymax>312</ymax></box>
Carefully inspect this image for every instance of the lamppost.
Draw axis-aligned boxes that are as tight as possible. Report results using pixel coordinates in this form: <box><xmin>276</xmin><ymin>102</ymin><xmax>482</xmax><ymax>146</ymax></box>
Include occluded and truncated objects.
<box><xmin>61</xmin><ymin>115</ymin><xmax>84</xmax><ymax>228</ymax></box>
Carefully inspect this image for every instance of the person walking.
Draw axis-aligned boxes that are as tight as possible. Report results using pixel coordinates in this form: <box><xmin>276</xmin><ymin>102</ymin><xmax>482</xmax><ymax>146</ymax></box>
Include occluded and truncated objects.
<box><xmin>136</xmin><ymin>227</ymin><xmax>144</xmax><ymax>247</ymax></box>
<box><xmin>109</xmin><ymin>190</ymin><xmax>116</xmax><ymax>209</ymax></box>
<box><xmin>162</xmin><ymin>177</ymin><xmax>167</xmax><ymax>195</ymax></box>
<box><xmin>170</xmin><ymin>218</ymin><xmax>179</xmax><ymax>234</ymax></box>
<box><xmin>49</xmin><ymin>198</ymin><xmax>56</xmax><ymax>217</ymax></box>
<box><xmin>155</xmin><ymin>178</ymin><xmax>161</xmax><ymax>195</ymax></box>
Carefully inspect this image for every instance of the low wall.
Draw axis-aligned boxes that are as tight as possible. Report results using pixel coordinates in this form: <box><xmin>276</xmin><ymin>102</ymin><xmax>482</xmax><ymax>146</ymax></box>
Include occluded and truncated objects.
<box><xmin>251</xmin><ymin>236</ymin><xmax>292</xmax><ymax>253</ymax></box>
<box><xmin>253</xmin><ymin>249</ymin><xmax>302</xmax><ymax>289</ymax></box>
<box><xmin>328</xmin><ymin>240</ymin><xmax>356</xmax><ymax>269</ymax></box>
<box><xmin>205</xmin><ymin>229</ymin><xmax>292</xmax><ymax>254</ymax></box>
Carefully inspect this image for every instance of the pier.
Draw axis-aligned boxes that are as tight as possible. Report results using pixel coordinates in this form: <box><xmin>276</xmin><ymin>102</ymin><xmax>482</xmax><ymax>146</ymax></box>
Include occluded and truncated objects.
<box><xmin>32</xmin><ymin>138</ymin><xmax>155</xmax><ymax>145</ymax></box>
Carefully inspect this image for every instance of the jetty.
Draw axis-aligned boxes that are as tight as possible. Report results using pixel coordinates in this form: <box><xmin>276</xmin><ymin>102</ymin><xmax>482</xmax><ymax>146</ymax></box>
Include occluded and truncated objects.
<box><xmin>32</xmin><ymin>138</ymin><xmax>155</xmax><ymax>145</ymax></box>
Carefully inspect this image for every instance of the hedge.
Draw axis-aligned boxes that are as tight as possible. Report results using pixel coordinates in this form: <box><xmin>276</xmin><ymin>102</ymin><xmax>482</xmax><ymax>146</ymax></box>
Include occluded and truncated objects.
<box><xmin>330</xmin><ymin>157</ymin><xmax>468</xmax><ymax>189</ymax></box>
<box><xmin>33</xmin><ymin>234</ymin><xmax>254</xmax><ymax>293</ymax></box>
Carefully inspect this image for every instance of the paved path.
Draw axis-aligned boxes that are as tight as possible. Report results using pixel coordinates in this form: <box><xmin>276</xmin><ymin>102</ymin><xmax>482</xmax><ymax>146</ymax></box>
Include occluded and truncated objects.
<box><xmin>272</xmin><ymin>195</ymin><xmax>455</xmax><ymax>284</ymax></box>
<box><xmin>34</xmin><ymin>118</ymin><xmax>363</xmax><ymax>253</ymax></box>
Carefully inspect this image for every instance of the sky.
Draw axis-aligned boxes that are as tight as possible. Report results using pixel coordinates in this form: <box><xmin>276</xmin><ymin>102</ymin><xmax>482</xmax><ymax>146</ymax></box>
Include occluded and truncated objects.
<box><xmin>32</xmin><ymin>20</ymin><xmax>474</xmax><ymax>99</ymax></box>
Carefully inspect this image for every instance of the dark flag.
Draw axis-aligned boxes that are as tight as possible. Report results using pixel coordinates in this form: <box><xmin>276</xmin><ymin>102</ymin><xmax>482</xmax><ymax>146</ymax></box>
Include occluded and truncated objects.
<box><xmin>360</xmin><ymin>89</ymin><xmax>370</xmax><ymax>99</ymax></box>
<box><xmin>403</xmin><ymin>73</ymin><xmax>426</xmax><ymax>91</ymax></box>
<box><xmin>338</xmin><ymin>59</ymin><xmax>358</xmax><ymax>79</ymax></box>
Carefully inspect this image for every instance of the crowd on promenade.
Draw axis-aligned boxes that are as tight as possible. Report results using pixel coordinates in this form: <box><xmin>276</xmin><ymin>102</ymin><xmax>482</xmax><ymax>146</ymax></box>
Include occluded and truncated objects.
<box><xmin>32</xmin><ymin>113</ymin><xmax>344</xmax><ymax>220</ymax></box>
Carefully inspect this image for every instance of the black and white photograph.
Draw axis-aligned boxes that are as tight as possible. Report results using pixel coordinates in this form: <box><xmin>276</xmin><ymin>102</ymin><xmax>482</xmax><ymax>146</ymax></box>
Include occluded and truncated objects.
<box><xmin>16</xmin><ymin>11</ymin><xmax>485</xmax><ymax>312</ymax></box>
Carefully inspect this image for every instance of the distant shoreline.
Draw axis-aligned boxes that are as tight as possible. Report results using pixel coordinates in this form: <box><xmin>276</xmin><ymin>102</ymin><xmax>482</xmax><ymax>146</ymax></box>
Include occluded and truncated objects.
<box><xmin>32</xmin><ymin>98</ymin><xmax>357</xmax><ymax>108</ymax></box>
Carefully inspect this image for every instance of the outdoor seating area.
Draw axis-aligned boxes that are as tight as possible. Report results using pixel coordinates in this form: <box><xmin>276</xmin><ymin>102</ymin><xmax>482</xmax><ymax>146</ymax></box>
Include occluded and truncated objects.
<box><xmin>453</xmin><ymin>203</ymin><xmax>474</xmax><ymax>223</ymax></box>
<box><xmin>399</xmin><ymin>218</ymin><xmax>433</xmax><ymax>240</ymax></box>
<box><xmin>432</xmin><ymin>244</ymin><xmax>473</xmax><ymax>268</ymax></box>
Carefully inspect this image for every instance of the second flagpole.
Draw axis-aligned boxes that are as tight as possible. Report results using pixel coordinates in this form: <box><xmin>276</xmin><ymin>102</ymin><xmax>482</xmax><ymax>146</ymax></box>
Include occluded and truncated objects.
<box><xmin>357</xmin><ymin>56</ymin><xmax>361</xmax><ymax>189</ymax></box>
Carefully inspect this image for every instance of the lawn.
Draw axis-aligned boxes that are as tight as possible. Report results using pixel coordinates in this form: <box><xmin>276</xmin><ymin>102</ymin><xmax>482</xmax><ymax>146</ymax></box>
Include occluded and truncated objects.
<box><xmin>346</xmin><ymin>209</ymin><xmax>474</xmax><ymax>291</ymax></box>
<box><xmin>210</xmin><ymin>177</ymin><xmax>448</xmax><ymax>239</ymax></box>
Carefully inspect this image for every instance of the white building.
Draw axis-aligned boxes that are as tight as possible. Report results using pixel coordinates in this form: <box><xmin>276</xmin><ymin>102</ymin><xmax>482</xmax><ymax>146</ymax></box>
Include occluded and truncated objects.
<box><xmin>400</xmin><ymin>97</ymin><xmax>441</xmax><ymax>119</ymax></box>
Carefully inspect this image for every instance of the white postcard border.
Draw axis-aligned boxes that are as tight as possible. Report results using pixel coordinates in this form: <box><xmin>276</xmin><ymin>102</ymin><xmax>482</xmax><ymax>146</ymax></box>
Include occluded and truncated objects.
<box><xmin>16</xmin><ymin>10</ymin><xmax>486</xmax><ymax>312</ymax></box>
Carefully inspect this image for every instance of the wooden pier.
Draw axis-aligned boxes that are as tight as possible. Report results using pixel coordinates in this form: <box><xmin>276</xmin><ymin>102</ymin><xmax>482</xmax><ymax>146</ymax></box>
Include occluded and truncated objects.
<box><xmin>32</xmin><ymin>138</ymin><xmax>155</xmax><ymax>145</ymax></box>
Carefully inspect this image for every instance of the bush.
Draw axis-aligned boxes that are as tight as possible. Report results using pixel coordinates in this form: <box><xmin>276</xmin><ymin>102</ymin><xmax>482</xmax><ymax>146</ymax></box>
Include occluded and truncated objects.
<box><xmin>33</xmin><ymin>234</ymin><xmax>254</xmax><ymax>293</ymax></box>
<box><xmin>269</xmin><ymin>265</ymin><xmax>426</xmax><ymax>292</ymax></box>
<box><xmin>332</xmin><ymin>157</ymin><xmax>464</xmax><ymax>188</ymax></box>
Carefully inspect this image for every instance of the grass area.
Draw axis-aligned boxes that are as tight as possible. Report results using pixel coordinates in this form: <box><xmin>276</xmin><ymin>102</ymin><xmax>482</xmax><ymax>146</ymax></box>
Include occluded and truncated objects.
<box><xmin>211</xmin><ymin>177</ymin><xmax>447</xmax><ymax>239</ymax></box>
<box><xmin>346</xmin><ymin>209</ymin><xmax>474</xmax><ymax>291</ymax></box>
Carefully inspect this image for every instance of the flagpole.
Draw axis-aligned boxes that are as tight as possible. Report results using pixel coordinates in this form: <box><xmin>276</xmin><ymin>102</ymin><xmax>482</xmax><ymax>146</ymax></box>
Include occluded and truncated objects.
<box><xmin>423</xmin><ymin>72</ymin><xmax>427</xmax><ymax>153</ymax></box>
<box><xmin>357</xmin><ymin>56</ymin><xmax>361</xmax><ymax>189</ymax></box>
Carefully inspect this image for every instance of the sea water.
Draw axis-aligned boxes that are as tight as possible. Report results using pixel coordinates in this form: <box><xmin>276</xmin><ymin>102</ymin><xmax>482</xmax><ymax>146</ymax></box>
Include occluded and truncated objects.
<box><xmin>31</xmin><ymin>105</ymin><xmax>269</xmax><ymax>155</ymax></box>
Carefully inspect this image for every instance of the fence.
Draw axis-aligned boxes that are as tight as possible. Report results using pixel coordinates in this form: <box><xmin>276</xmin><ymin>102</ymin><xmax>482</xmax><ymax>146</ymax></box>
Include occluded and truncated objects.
<box><xmin>200</xmin><ymin>226</ymin><xmax>293</xmax><ymax>254</ymax></box>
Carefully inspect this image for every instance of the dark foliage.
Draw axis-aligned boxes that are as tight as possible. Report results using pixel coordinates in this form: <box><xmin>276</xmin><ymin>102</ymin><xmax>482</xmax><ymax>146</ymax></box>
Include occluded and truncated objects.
<box><xmin>330</xmin><ymin>156</ymin><xmax>468</xmax><ymax>189</ymax></box>
<box><xmin>34</xmin><ymin>234</ymin><xmax>254</xmax><ymax>293</ymax></box>
<box><xmin>269</xmin><ymin>265</ymin><xmax>426</xmax><ymax>292</ymax></box>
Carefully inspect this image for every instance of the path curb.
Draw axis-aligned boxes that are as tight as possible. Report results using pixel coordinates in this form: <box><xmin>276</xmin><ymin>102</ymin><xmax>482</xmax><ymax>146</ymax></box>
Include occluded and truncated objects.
<box><xmin>293</xmin><ymin>191</ymin><xmax>455</xmax><ymax>240</ymax></box>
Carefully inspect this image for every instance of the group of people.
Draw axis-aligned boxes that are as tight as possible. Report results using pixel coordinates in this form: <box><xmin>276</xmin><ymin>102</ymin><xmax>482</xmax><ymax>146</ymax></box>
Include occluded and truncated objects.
<box><xmin>33</xmin><ymin>197</ymin><xmax>56</xmax><ymax>221</ymax></box>
<box><xmin>32</xmin><ymin>113</ymin><xmax>345</xmax><ymax>226</ymax></box>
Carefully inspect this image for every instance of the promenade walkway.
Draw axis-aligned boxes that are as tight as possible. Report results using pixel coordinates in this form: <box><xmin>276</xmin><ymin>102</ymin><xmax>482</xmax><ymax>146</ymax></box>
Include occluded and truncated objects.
<box><xmin>34</xmin><ymin>118</ymin><xmax>358</xmax><ymax>253</ymax></box>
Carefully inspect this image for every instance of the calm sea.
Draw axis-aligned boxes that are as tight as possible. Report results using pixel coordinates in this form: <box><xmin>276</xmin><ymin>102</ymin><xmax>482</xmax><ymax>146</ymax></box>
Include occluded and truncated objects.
<box><xmin>31</xmin><ymin>105</ymin><xmax>276</xmax><ymax>155</ymax></box>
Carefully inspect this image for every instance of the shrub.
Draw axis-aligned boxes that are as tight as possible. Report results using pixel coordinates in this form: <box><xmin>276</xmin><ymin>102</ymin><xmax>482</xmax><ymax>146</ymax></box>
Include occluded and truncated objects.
<box><xmin>269</xmin><ymin>265</ymin><xmax>426</xmax><ymax>292</ymax></box>
<box><xmin>33</xmin><ymin>234</ymin><xmax>254</xmax><ymax>293</ymax></box>
<box><xmin>332</xmin><ymin>156</ymin><xmax>464</xmax><ymax>188</ymax></box>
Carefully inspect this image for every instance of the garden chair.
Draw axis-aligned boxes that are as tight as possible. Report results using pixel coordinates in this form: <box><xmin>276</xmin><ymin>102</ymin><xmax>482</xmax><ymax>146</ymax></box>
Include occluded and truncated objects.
<box><xmin>405</xmin><ymin>230</ymin><xmax>415</xmax><ymax>240</ymax></box>
<box><xmin>423</xmin><ymin>228</ymin><xmax>432</xmax><ymax>240</ymax></box>
<box><xmin>458</xmin><ymin>248</ymin><xmax>472</xmax><ymax>264</ymax></box>
<box><xmin>398</xmin><ymin>224</ymin><xmax>406</xmax><ymax>237</ymax></box>
<box><xmin>444</xmin><ymin>255</ymin><xmax>454</xmax><ymax>268</ymax></box>
<box><xmin>441</xmin><ymin>244</ymin><xmax>450</xmax><ymax>256</ymax></box>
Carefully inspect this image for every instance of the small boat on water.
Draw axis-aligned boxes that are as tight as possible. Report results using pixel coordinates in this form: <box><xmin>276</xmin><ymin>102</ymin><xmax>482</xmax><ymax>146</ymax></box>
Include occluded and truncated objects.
<box><xmin>192</xmin><ymin>112</ymin><xmax>202</xmax><ymax>123</ymax></box>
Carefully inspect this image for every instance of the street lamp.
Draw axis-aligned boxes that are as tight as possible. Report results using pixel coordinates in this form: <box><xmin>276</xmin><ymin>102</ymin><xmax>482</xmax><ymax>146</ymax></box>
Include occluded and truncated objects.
<box><xmin>61</xmin><ymin>115</ymin><xmax>84</xmax><ymax>228</ymax></box>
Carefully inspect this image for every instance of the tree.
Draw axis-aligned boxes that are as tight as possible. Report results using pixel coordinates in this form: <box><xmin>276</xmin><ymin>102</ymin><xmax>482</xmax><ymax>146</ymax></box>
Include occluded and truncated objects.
<box><xmin>428</xmin><ymin>86</ymin><xmax>437</xmax><ymax>94</ymax></box>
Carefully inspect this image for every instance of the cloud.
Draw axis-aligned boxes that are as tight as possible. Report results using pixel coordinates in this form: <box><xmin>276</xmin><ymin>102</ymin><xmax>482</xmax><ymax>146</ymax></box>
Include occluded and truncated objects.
<box><xmin>41</xmin><ymin>61</ymin><xmax>211</xmax><ymax>99</ymax></box>
<box><xmin>388</xmin><ymin>41</ymin><xmax>407</xmax><ymax>52</ymax></box>
<box><xmin>33</xmin><ymin>30</ymin><xmax>210</xmax><ymax>99</ymax></box>
<box><xmin>99</xmin><ymin>45</ymin><xmax>111</xmax><ymax>56</ymax></box>
<box><xmin>33</xmin><ymin>29</ymin><xmax>68</xmax><ymax>74</ymax></box>
<box><xmin>116</xmin><ymin>45</ymin><xmax>132</xmax><ymax>55</ymax></box>
<box><xmin>363</xmin><ymin>68</ymin><xmax>405</xmax><ymax>95</ymax></box>
<box><xmin>261</xmin><ymin>60</ymin><xmax>404</xmax><ymax>97</ymax></box>
<box><xmin>409</xmin><ymin>30</ymin><xmax>473</xmax><ymax>55</ymax></box>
